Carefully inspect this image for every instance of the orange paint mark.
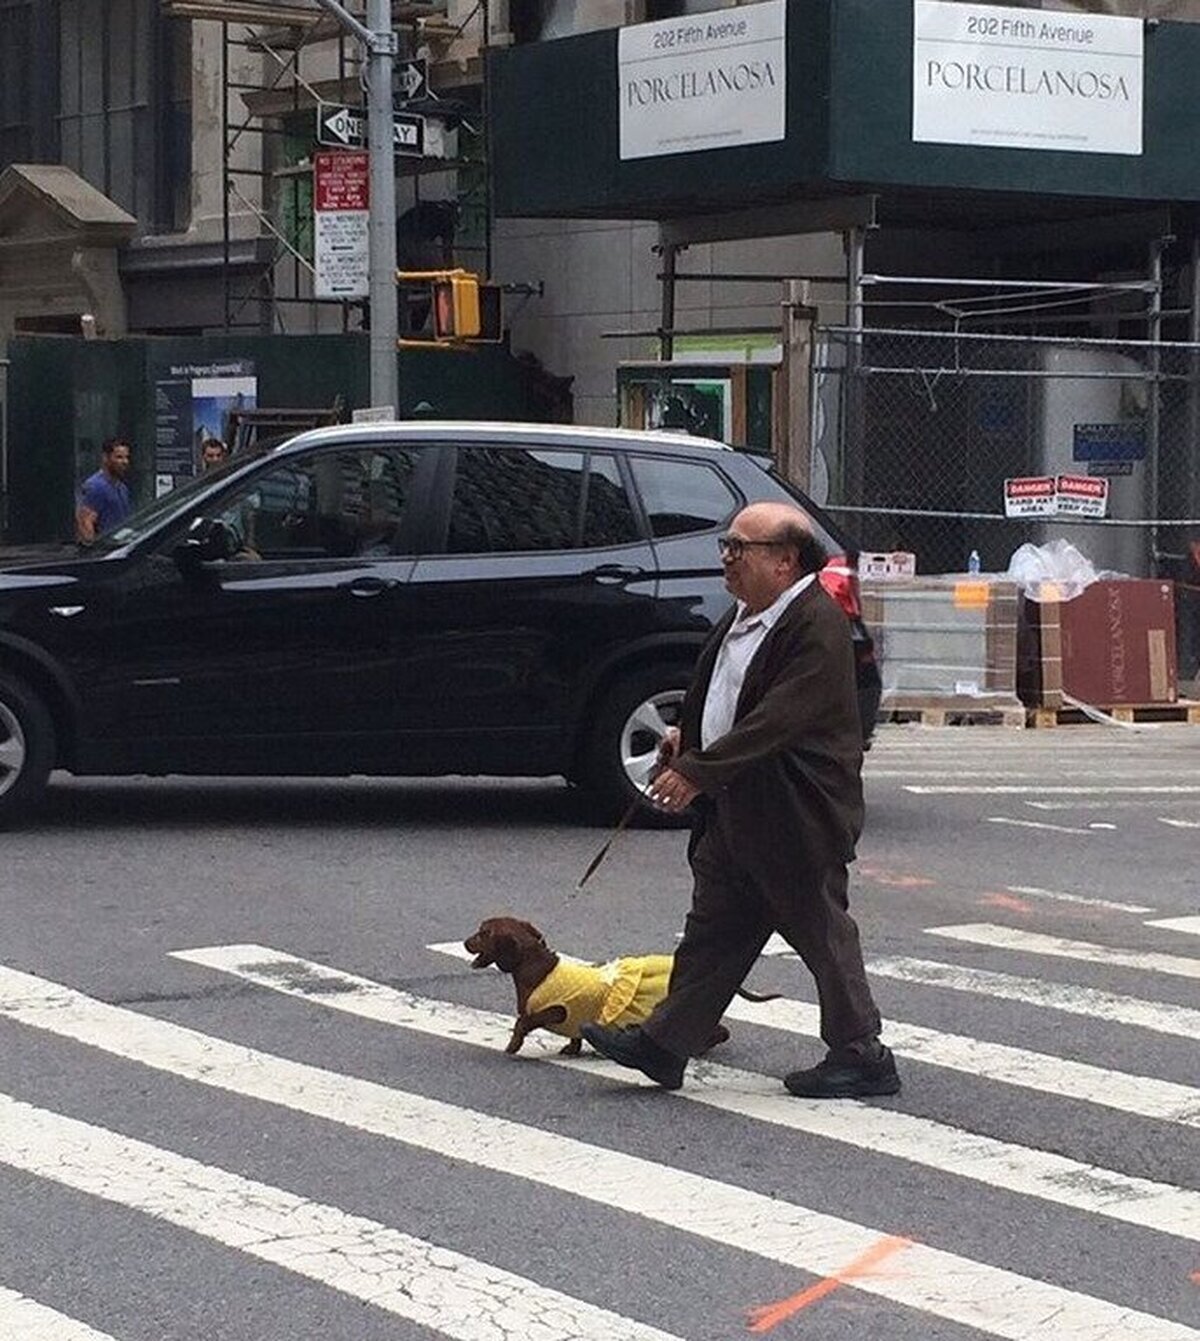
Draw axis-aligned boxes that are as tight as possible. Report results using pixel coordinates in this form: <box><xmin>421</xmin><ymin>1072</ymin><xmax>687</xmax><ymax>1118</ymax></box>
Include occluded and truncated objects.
<box><xmin>858</xmin><ymin>866</ymin><xmax>936</xmax><ymax>890</ymax></box>
<box><xmin>1190</xmin><ymin>1269</ymin><xmax>1200</xmax><ymax>1285</ymax></box>
<box><xmin>746</xmin><ymin>1235</ymin><xmax>911</xmax><ymax>1333</ymax></box>
<box><xmin>981</xmin><ymin>892</ymin><xmax>1033</xmax><ymax>914</ymax></box>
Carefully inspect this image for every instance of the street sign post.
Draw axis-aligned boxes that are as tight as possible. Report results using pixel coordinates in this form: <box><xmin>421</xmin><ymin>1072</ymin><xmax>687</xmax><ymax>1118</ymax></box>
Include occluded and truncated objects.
<box><xmin>313</xmin><ymin>151</ymin><xmax>370</xmax><ymax>300</ymax></box>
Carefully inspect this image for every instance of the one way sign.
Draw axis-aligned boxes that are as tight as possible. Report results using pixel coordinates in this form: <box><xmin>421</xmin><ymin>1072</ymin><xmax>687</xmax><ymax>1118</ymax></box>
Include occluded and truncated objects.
<box><xmin>395</xmin><ymin>58</ymin><xmax>428</xmax><ymax>102</ymax></box>
<box><xmin>315</xmin><ymin>102</ymin><xmax>426</xmax><ymax>157</ymax></box>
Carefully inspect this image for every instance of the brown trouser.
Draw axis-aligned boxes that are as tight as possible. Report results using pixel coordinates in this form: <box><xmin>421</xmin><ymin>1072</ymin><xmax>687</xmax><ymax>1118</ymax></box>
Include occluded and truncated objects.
<box><xmin>643</xmin><ymin>805</ymin><xmax>882</xmax><ymax>1060</ymax></box>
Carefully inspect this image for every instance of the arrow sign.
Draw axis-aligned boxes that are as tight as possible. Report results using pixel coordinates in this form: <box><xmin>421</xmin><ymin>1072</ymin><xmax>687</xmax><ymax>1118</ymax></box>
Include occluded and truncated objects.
<box><xmin>396</xmin><ymin>58</ymin><xmax>428</xmax><ymax>103</ymax></box>
<box><xmin>393</xmin><ymin>113</ymin><xmax>425</xmax><ymax>157</ymax></box>
<box><xmin>316</xmin><ymin>103</ymin><xmax>365</xmax><ymax>149</ymax></box>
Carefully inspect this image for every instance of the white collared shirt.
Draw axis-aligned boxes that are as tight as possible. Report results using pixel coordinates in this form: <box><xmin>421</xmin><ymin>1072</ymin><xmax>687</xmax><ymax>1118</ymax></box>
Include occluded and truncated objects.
<box><xmin>700</xmin><ymin>574</ymin><xmax>816</xmax><ymax>748</ymax></box>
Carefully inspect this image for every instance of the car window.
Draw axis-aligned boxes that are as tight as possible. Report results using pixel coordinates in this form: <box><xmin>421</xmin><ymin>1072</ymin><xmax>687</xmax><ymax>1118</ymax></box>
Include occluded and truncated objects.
<box><xmin>445</xmin><ymin>447</ymin><xmax>639</xmax><ymax>553</ymax></box>
<box><xmin>215</xmin><ymin>447</ymin><xmax>417</xmax><ymax>559</ymax></box>
<box><xmin>629</xmin><ymin>456</ymin><xmax>739</xmax><ymax>537</ymax></box>
<box><xmin>581</xmin><ymin>454</ymin><xmax>640</xmax><ymax>547</ymax></box>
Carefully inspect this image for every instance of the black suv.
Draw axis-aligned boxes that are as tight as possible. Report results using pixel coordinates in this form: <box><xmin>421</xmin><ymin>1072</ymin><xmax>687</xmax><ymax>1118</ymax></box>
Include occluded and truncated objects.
<box><xmin>0</xmin><ymin>423</ymin><xmax>880</xmax><ymax>823</ymax></box>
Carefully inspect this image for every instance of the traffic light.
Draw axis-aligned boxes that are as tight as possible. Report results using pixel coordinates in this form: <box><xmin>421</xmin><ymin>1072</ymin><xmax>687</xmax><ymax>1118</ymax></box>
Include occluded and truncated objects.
<box><xmin>396</xmin><ymin>268</ymin><xmax>503</xmax><ymax>344</ymax></box>
<box><xmin>432</xmin><ymin>271</ymin><xmax>480</xmax><ymax>339</ymax></box>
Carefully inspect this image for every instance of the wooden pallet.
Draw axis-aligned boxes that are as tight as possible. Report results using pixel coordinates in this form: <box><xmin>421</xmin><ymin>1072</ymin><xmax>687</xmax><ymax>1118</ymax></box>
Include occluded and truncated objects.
<box><xmin>1027</xmin><ymin>699</ymin><xmax>1200</xmax><ymax>728</ymax></box>
<box><xmin>883</xmin><ymin>704</ymin><xmax>1026</xmax><ymax>729</ymax></box>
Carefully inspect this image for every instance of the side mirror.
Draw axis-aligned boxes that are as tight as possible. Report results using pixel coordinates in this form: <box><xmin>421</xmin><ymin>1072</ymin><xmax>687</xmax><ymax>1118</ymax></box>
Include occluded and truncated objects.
<box><xmin>174</xmin><ymin>516</ymin><xmax>238</xmax><ymax>571</ymax></box>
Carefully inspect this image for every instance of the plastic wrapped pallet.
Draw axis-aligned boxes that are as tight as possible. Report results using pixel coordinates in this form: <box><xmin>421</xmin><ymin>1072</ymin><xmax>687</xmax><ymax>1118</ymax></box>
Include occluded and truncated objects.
<box><xmin>861</xmin><ymin>576</ymin><xmax>1023</xmax><ymax>718</ymax></box>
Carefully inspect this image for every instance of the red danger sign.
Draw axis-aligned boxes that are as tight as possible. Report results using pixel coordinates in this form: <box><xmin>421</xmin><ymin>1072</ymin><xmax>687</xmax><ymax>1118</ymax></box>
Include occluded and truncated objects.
<box><xmin>313</xmin><ymin>150</ymin><xmax>369</xmax><ymax>212</ymax></box>
<box><xmin>1004</xmin><ymin>476</ymin><xmax>1056</xmax><ymax>517</ymax></box>
<box><xmin>1056</xmin><ymin>473</ymin><xmax>1109</xmax><ymax>517</ymax></box>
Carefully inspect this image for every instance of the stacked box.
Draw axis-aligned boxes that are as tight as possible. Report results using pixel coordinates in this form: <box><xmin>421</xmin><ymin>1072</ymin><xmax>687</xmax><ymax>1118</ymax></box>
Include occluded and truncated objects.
<box><xmin>1018</xmin><ymin>579</ymin><xmax>1178</xmax><ymax>708</ymax></box>
<box><xmin>861</xmin><ymin>577</ymin><xmax>1022</xmax><ymax>711</ymax></box>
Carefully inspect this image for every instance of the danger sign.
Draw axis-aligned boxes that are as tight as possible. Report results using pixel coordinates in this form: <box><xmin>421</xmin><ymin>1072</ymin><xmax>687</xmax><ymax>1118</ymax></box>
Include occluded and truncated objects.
<box><xmin>1055</xmin><ymin>473</ymin><xmax>1109</xmax><ymax>518</ymax></box>
<box><xmin>1003</xmin><ymin>474</ymin><xmax>1109</xmax><ymax>519</ymax></box>
<box><xmin>1003</xmin><ymin>476</ymin><xmax>1056</xmax><ymax>518</ymax></box>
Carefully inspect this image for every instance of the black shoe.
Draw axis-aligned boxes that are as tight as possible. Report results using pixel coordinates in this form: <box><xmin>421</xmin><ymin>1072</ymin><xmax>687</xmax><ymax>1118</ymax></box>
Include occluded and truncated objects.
<box><xmin>580</xmin><ymin>1024</ymin><xmax>686</xmax><ymax>1090</ymax></box>
<box><xmin>783</xmin><ymin>1045</ymin><xmax>901</xmax><ymax>1099</ymax></box>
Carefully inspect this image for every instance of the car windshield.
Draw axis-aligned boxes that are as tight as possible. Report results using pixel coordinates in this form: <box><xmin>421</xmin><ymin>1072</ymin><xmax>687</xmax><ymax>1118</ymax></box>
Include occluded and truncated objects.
<box><xmin>89</xmin><ymin>452</ymin><xmax>268</xmax><ymax>553</ymax></box>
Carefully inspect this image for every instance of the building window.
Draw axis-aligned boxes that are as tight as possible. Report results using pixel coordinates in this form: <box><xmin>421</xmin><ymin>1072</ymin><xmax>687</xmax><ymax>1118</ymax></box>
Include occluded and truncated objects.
<box><xmin>56</xmin><ymin>0</ymin><xmax>191</xmax><ymax>233</ymax></box>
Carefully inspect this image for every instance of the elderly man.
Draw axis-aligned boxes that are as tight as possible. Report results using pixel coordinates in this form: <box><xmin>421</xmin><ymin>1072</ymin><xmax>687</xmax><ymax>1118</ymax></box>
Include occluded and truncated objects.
<box><xmin>582</xmin><ymin>501</ymin><xmax>897</xmax><ymax>1098</ymax></box>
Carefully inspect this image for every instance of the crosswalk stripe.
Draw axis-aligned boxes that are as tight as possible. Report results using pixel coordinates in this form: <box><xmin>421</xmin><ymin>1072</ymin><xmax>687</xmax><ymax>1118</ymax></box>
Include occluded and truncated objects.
<box><xmin>4</xmin><ymin>960</ymin><xmax>1195</xmax><ymax>1341</ymax></box>
<box><xmin>868</xmin><ymin>956</ymin><xmax>1200</xmax><ymax>1039</ymax></box>
<box><xmin>1146</xmin><ymin>916</ymin><xmax>1200</xmax><ymax>938</ymax></box>
<box><xmin>144</xmin><ymin>947</ymin><xmax>1200</xmax><ymax>1243</ymax></box>
<box><xmin>0</xmin><ymin>1092</ymin><xmax>685</xmax><ymax>1341</ymax></box>
<box><xmin>0</xmin><ymin>1287</ymin><xmax>118</xmax><ymax>1341</ymax></box>
<box><xmin>908</xmin><ymin>785</ymin><xmax>1200</xmax><ymax>794</ymax></box>
<box><xmin>1005</xmin><ymin>885</ymin><xmax>1154</xmax><ymax>914</ymax></box>
<box><xmin>927</xmin><ymin>923</ymin><xmax>1200</xmax><ymax>981</ymax></box>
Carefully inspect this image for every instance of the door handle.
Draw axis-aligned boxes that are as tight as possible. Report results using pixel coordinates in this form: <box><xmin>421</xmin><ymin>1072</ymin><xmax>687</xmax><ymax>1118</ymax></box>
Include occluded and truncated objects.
<box><xmin>585</xmin><ymin>564</ymin><xmax>645</xmax><ymax>585</ymax></box>
<box><xmin>341</xmin><ymin>576</ymin><xmax>398</xmax><ymax>598</ymax></box>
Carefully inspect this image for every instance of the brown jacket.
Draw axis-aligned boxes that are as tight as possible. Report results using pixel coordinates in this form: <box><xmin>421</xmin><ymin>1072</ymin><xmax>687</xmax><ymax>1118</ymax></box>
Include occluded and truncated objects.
<box><xmin>672</xmin><ymin>582</ymin><xmax>865</xmax><ymax>873</ymax></box>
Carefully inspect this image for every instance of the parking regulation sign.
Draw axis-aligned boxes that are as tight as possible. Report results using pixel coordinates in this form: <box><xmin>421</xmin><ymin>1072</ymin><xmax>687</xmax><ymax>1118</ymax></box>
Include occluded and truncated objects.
<box><xmin>1003</xmin><ymin>476</ymin><xmax>1056</xmax><ymax>518</ymax></box>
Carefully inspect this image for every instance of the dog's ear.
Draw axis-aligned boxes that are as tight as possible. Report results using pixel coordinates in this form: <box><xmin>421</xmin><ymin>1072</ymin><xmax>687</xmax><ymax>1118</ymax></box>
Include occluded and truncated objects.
<box><xmin>490</xmin><ymin>932</ymin><xmax>523</xmax><ymax>973</ymax></box>
<box><xmin>516</xmin><ymin>920</ymin><xmax>546</xmax><ymax>946</ymax></box>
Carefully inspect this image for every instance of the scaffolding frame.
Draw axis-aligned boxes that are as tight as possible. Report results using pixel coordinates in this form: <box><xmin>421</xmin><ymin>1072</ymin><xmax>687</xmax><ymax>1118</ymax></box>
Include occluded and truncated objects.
<box><xmin>160</xmin><ymin>0</ymin><xmax>485</xmax><ymax>334</ymax></box>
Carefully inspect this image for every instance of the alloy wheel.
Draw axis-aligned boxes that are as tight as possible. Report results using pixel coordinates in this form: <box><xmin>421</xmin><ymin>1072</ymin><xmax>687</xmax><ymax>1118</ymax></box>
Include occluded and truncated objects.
<box><xmin>619</xmin><ymin>689</ymin><xmax>685</xmax><ymax>794</ymax></box>
<box><xmin>0</xmin><ymin>700</ymin><xmax>27</xmax><ymax>798</ymax></box>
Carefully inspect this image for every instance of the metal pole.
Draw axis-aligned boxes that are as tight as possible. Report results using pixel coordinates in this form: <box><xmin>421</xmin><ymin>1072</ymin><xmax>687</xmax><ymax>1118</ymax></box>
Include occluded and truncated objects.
<box><xmin>1147</xmin><ymin>237</ymin><xmax>1165</xmax><ymax>572</ymax></box>
<box><xmin>658</xmin><ymin>241</ymin><xmax>677</xmax><ymax>362</ymax></box>
<box><xmin>314</xmin><ymin>0</ymin><xmax>398</xmax><ymax>413</ymax></box>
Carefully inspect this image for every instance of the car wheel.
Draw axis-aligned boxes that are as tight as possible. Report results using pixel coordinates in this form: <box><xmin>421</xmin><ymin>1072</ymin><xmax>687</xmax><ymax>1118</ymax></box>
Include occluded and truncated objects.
<box><xmin>0</xmin><ymin>673</ymin><xmax>55</xmax><ymax>825</ymax></box>
<box><xmin>585</xmin><ymin>665</ymin><xmax>692</xmax><ymax>828</ymax></box>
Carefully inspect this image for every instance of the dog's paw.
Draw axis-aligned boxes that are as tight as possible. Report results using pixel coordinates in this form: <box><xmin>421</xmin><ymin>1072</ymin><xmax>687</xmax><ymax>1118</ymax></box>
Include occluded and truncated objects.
<box><xmin>559</xmin><ymin>1038</ymin><xmax>582</xmax><ymax>1056</ymax></box>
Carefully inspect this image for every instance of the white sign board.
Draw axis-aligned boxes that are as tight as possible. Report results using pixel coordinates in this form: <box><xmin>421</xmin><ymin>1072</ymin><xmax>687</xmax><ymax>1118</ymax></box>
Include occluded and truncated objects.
<box><xmin>912</xmin><ymin>0</ymin><xmax>1143</xmax><ymax>156</ymax></box>
<box><xmin>618</xmin><ymin>0</ymin><xmax>785</xmax><ymax>161</ymax></box>
<box><xmin>1055</xmin><ymin>473</ymin><xmax>1109</xmax><ymax>518</ymax></box>
<box><xmin>1004</xmin><ymin>475</ymin><xmax>1057</xmax><ymax>518</ymax></box>
<box><xmin>313</xmin><ymin>151</ymin><xmax>369</xmax><ymax>300</ymax></box>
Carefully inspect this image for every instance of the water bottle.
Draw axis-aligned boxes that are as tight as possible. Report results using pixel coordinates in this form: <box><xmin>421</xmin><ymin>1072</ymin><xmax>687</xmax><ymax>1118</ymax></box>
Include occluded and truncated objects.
<box><xmin>967</xmin><ymin>549</ymin><xmax>981</xmax><ymax>574</ymax></box>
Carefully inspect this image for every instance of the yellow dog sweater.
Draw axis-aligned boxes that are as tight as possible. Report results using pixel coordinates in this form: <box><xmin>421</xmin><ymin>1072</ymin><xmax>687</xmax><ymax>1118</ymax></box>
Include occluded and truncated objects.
<box><xmin>524</xmin><ymin>955</ymin><xmax>673</xmax><ymax>1040</ymax></box>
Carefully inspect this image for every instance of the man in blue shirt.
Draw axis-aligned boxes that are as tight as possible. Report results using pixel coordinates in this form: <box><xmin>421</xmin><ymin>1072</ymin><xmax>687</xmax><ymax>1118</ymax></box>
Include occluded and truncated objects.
<box><xmin>75</xmin><ymin>438</ymin><xmax>133</xmax><ymax>543</ymax></box>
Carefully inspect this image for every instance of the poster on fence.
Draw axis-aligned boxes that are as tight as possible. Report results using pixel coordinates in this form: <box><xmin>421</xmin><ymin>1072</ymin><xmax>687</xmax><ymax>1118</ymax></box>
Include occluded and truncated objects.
<box><xmin>1004</xmin><ymin>474</ymin><xmax>1108</xmax><ymax>518</ymax></box>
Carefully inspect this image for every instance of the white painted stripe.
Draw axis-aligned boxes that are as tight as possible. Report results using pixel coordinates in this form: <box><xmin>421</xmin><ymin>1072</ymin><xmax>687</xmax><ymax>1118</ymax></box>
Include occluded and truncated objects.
<box><xmin>927</xmin><ymin>924</ymin><xmax>1200</xmax><ymax>983</ymax></box>
<box><xmin>1006</xmin><ymin>886</ymin><xmax>1154</xmax><ymax>914</ymax></box>
<box><xmin>0</xmin><ymin>1287</ymin><xmax>118</xmax><ymax>1341</ymax></box>
<box><xmin>1026</xmin><ymin>800</ymin><xmax>1196</xmax><ymax>811</ymax></box>
<box><xmin>6</xmin><ymin>971</ymin><xmax>1194</xmax><ymax>1341</ymax></box>
<box><xmin>1159</xmin><ymin>817</ymin><xmax>1200</xmax><ymax>829</ymax></box>
<box><xmin>869</xmin><ymin>956</ymin><xmax>1200</xmax><ymax>1039</ymax></box>
<box><xmin>0</xmin><ymin>1094</ymin><xmax>683</xmax><ymax>1341</ymax></box>
<box><xmin>987</xmin><ymin>817</ymin><xmax>1095</xmax><ymax>835</ymax></box>
<box><xmin>1146</xmin><ymin>916</ymin><xmax>1200</xmax><ymax>937</ymax></box>
<box><xmin>164</xmin><ymin>946</ymin><xmax>1200</xmax><ymax>1244</ymax></box>
<box><xmin>870</xmin><ymin>771</ymin><xmax>1194</xmax><ymax>780</ymax></box>
<box><xmin>909</xmin><ymin>785</ymin><xmax>1200</xmax><ymax>795</ymax></box>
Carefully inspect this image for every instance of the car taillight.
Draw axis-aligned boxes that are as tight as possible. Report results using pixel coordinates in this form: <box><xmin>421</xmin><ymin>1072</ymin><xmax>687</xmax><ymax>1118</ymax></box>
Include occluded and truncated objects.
<box><xmin>818</xmin><ymin>554</ymin><xmax>862</xmax><ymax>619</ymax></box>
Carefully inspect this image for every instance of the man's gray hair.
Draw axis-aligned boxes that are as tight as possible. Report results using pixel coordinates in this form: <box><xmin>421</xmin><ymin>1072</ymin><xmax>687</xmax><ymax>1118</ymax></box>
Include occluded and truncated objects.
<box><xmin>771</xmin><ymin>516</ymin><xmax>828</xmax><ymax>576</ymax></box>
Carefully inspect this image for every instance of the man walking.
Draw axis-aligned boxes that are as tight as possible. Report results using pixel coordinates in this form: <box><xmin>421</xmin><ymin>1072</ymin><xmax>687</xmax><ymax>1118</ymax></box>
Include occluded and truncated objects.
<box><xmin>582</xmin><ymin>501</ymin><xmax>898</xmax><ymax>1099</ymax></box>
<box><xmin>75</xmin><ymin>438</ymin><xmax>133</xmax><ymax>543</ymax></box>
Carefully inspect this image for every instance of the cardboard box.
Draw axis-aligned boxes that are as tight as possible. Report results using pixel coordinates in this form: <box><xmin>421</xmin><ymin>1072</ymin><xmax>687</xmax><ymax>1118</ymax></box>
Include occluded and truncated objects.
<box><xmin>1019</xmin><ymin>579</ymin><xmax>1178</xmax><ymax>707</ymax></box>
<box><xmin>859</xmin><ymin>551</ymin><xmax>917</xmax><ymax>580</ymax></box>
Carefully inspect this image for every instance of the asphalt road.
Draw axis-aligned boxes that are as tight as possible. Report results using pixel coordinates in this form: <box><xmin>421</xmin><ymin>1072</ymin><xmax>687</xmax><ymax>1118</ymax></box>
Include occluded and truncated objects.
<box><xmin>0</xmin><ymin>722</ymin><xmax>1197</xmax><ymax>1341</ymax></box>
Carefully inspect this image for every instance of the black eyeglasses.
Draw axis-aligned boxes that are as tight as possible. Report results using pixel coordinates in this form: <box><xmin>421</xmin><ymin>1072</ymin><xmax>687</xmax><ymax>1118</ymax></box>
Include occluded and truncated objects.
<box><xmin>716</xmin><ymin>535</ymin><xmax>783</xmax><ymax>560</ymax></box>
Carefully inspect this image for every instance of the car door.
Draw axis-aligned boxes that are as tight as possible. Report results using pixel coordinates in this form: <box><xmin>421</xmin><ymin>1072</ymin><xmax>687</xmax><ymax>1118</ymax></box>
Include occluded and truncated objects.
<box><xmin>399</xmin><ymin>442</ymin><xmax>661</xmax><ymax>774</ymax></box>
<box><xmin>70</xmin><ymin>443</ymin><xmax>431</xmax><ymax>772</ymax></box>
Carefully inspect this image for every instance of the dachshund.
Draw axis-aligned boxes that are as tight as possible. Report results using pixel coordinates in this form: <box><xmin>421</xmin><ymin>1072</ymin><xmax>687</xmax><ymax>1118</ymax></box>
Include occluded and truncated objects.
<box><xmin>463</xmin><ymin>916</ymin><xmax>779</xmax><ymax>1057</ymax></box>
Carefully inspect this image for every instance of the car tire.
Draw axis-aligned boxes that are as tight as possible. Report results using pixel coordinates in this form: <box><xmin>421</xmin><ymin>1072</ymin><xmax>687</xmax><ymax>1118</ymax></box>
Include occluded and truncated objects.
<box><xmin>584</xmin><ymin>664</ymin><xmax>693</xmax><ymax>828</ymax></box>
<box><xmin>0</xmin><ymin>673</ymin><xmax>55</xmax><ymax>825</ymax></box>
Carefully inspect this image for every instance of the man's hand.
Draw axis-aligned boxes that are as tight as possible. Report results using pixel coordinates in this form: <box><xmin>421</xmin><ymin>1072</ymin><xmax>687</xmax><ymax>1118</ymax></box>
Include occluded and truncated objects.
<box><xmin>647</xmin><ymin>765</ymin><xmax>700</xmax><ymax>814</ymax></box>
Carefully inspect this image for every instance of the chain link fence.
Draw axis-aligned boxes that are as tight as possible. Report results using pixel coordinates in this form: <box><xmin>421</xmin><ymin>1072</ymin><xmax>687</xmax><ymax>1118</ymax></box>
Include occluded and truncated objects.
<box><xmin>811</xmin><ymin>326</ymin><xmax>1200</xmax><ymax>581</ymax></box>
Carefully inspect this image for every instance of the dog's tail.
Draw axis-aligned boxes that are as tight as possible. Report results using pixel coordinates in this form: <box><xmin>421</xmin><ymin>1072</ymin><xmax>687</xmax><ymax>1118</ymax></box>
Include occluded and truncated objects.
<box><xmin>735</xmin><ymin>986</ymin><xmax>782</xmax><ymax>1003</ymax></box>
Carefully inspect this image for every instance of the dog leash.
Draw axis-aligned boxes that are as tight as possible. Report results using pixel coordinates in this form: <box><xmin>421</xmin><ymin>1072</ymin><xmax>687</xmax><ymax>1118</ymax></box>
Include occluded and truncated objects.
<box><xmin>574</xmin><ymin>792</ymin><xmax>646</xmax><ymax>893</ymax></box>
